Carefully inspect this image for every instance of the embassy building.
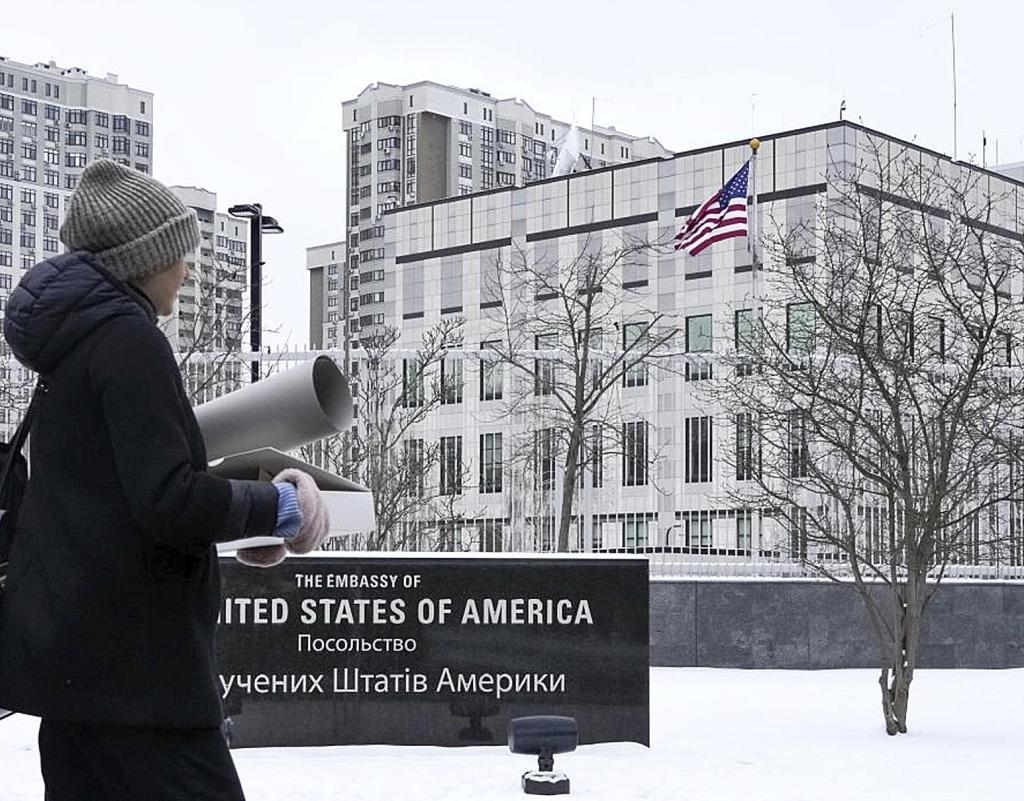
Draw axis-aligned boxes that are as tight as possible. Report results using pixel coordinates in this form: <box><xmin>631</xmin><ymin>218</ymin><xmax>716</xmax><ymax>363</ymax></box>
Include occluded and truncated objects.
<box><xmin>356</xmin><ymin>120</ymin><xmax>1024</xmax><ymax>559</ymax></box>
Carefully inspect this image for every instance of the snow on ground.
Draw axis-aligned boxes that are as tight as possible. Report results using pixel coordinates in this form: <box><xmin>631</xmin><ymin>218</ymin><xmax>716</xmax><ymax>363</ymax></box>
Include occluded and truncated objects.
<box><xmin>2</xmin><ymin>668</ymin><xmax>1021</xmax><ymax>800</ymax></box>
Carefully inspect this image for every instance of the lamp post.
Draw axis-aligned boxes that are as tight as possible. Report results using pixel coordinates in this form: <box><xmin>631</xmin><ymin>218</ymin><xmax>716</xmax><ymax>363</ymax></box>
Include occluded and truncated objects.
<box><xmin>228</xmin><ymin>203</ymin><xmax>284</xmax><ymax>382</ymax></box>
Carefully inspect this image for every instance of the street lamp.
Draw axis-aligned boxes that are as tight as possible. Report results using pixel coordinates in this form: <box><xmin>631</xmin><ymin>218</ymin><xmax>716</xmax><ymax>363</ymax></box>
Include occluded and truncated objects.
<box><xmin>228</xmin><ymin>202</ymin><xmax>284</xmax><ymax>382</ymax></box>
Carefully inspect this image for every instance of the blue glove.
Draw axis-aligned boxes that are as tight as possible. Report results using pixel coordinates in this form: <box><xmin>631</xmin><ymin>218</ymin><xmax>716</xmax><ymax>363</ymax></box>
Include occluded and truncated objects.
<box><xmin>272</xmin><ymin>481</ymin><xmax>303</xmax><ymax>539</ymax></box>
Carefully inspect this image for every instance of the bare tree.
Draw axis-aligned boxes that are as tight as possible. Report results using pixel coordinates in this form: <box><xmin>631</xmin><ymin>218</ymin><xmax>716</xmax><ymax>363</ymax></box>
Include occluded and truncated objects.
<box><xmin>303</xmin><ymin>320</ymin><xmax>465</xmax><ymax>550</ymax></box>
<box><xmin>484</xmin><ymin>232</ymin><xmax>679</xmax><ymax>551</ymax></box>
<box><xmin>706</xmin><ymin>136</ymin><xmax>1024</xmax><ymax>734</ymax></box>
<box><xmin>167</xmin><ymin>254</ymin><xmax>249</xmax><ymax>405</ymax></box>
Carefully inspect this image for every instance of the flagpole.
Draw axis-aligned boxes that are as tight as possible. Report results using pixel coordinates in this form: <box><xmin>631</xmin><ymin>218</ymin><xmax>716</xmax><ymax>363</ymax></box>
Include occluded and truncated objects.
<box><xmin>749</xmin><ymin>137</ymin><xmax>760</xmax><ymax>272</ymax></box>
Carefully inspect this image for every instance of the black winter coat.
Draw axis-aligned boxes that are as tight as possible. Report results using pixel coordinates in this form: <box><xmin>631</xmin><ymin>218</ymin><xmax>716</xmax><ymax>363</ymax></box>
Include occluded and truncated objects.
<box><xmin>0</xmin><ymin>252</ymin><xmax>278</xmax><ymax>728</ymax></box>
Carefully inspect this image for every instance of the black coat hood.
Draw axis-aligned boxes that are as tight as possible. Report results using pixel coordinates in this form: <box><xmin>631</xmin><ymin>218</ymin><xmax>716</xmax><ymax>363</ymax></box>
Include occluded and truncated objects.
<box><xmin>3</xmin><ymin>251</ymin><xmax>156</xmax><ymax>374</ymax></box>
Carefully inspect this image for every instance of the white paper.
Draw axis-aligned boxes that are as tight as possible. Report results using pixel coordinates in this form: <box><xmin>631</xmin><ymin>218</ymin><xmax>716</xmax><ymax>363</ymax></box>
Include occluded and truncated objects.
<box><xmin>217</xmin><ymin>536</ymin><xmax>285</xmax><ymax>552</ymax></box>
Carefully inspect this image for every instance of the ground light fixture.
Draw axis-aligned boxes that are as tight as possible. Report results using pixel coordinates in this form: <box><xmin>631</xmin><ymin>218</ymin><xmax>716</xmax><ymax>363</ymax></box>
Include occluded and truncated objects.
<box><xmin>508</xmin><ymin>715</ymin><xmax>578</xmax><ymax>795</ymax></box>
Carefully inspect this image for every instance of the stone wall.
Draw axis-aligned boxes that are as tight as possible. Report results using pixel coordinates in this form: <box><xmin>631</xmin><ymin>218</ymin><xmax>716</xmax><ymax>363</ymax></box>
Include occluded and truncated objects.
<box><xmin>650</xmin><ymin>580</ymin><xmax>1024</xmax><ymax>669</ymax></box>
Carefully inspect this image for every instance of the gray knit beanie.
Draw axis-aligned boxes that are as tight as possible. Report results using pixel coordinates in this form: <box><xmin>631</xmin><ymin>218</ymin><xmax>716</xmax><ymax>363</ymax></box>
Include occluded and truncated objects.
<box><xmin>59</xmin><ymin>159</ymin><xmax>199</xmax><ymax>283</ymax></box>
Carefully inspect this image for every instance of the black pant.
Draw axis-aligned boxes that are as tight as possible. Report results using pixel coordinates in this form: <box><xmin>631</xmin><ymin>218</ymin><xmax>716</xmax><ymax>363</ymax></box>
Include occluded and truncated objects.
<box><xmin>38</xmin><ymin>719</ymin><xmax>246</xmax><ymax>801</ymax></box>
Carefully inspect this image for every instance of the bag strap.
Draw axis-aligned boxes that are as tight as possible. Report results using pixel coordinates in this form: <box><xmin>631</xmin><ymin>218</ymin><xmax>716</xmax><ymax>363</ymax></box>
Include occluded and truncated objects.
<box><xmin>0</xmin><ymin>378</ymin><xmax>46</xmax><ymax>495</ymax></box>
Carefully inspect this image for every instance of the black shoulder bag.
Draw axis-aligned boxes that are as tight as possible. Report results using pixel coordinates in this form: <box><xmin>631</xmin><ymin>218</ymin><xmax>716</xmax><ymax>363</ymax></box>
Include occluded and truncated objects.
<box><xmin>0</xmin><ymin>380</ymin><xmax>45</xmax><ymax>595</ymax></box>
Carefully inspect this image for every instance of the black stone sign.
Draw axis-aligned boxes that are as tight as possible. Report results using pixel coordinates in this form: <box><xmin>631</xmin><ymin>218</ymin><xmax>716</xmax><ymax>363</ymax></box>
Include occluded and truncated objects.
<box><xmin>217</xmin><ymin>555</ymin><xmax>649</xmax><ymax>748</ymax></box>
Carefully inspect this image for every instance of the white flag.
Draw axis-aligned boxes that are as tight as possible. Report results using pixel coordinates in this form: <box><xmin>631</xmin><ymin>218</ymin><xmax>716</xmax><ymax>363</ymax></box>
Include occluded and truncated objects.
<box><xmin>550</xmin><ymin>124</ymin><xmax>582</xmax><ymax>178</ymax></box>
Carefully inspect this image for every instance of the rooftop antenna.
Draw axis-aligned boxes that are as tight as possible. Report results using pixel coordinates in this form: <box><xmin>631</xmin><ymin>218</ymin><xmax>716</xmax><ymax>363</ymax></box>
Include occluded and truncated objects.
<box><xmin>839</xmin><ymin>99</ymin><xmax>847</xmax><ymax>121</ymax></box>
<box><xmin>951</xmin><ymin>12</ymin><xmax>958</xmax><ymax>160</ymax></box>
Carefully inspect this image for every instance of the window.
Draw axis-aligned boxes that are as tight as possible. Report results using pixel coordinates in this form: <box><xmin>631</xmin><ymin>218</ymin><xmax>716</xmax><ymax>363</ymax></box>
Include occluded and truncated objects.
<box><xmin>94</xmin><ymin>112</ymin><xmax>108</xmax><ymax>127</ymax></box>
<box><xmin>497</xmin><ymin>129</ymin><xmax>516</xmax><ymax>145</ymax></box>
<box><xmin>624</xmin><ymin>518</ymin><xmax>648</xmax><ymax>549</ymax></box>
<box><xmin>496</xmin><ymin>171</ymin><xmax>514</xmax><ymax>186</ymax></box>
<box><xmin>21</xmin><ymin>121</ymin><xmax>36</xmax><ymax>137</ymax></box>
<box><xmin>20</xmin><ymin>189</ymin><xmax>35</xmax><ymax>205</ymax></box>
<box><xmin>136</xmin><ymin>121</ymin><xmax>150</xmax><ymax>137</ymax></box>
<box><xmin>377</xmin><ymin>159</ymin><xmax>401</xmax><ymax>171</ymax></box>
<box><xmin>65</xmin><ymin>130</ymin><xmax>86</xmax><ymax>147</ymax></box>
<box><xmin>135</xmin><ymin>142</ymin><xmax>149</xmax><ymax>158</ymax></box>
<box><xmin>623</xmin><ymin>421</ymin><xmax>648</xmax><ymax>486</ymax></box>
<box><xmin>65</xmin><ymin>152</ymin><xmax>86</xmax><ymax>168</ymax></box>
<box><xmin>459</xmin><ymin>121</ymin><xmax>472</xmax><ymax>137</ymax></box>
<box><xmin>440</xmin><ymin>436</ymin><xmax>463</xmax><ymax>495</ymax></box>
<box><xmin>591</xmin><ymin>425</ymin><xmax>605</xmax><ymax>488</ymax></box>
<box><xmin>0</xmin><ymin>185</ymin><xmax>11</xmax><ymax>201</ymax></box>
<box><xmin>0</xmin><ymin>95</ymin><xmax>12</xmax><ymax>110</ymax></box>
<box><xmin>21</xmin><ymin>100</ymin><xmax>37</xmax><ymax>116</ymax></box>
<box><xmin>789</xmin><ymin>506</ymin><xmax>808</xmax><ymax>560</ymax></box>
<box><xmin>44</xmin><ymin>148</ymin><xmax>59</xmax><ymax>165</ymax></box>
<box><xmin>459</xmin><ymin>164</ymin><xmax>472</xmax><ymax>179</ymax></box>
<box><xmin>685</xmin><ymin>416</ymin><xmax>712</xmax><ymax>483</ymax></box>
<box><xmin>736</xmin><ymin>412</ymin><xmax>758</xmax><ymax>481</ymax></box>
<box><xmin>686</xmin><ymin>516</ymin><xmax>712</xmax><ymax>548</ymax></box>
<box><xmin>21</xmin><ymin>144</ymin><xmax>37</xmax><ymax>160</ymax></box>
<box><xmin>459</xmin><ymin>142</ymin><xmax>472</xmax><ymax>158</ymax></box>
<box><xmin>113</xmin><ymin>136</ymin><xmax>130</xmax><ymax>155</ymax></box>
<box><xmin>21</xmin><ymin>166</ymin><xmax>36</xmax><ymax>183</ymax></box>
<box><xmin>478</xmin><ymin>519</ymin><xmax>503</xmax><ymax>552</ymax></box>
<box><xmin>480</xmin><ymin>340</ymin><xmax>503</xmax><ymax>400</ymax></box>
<box><xmin>22</xmin><ymin>209</ymin><xmax>36</xmax><ymax>227</ymax></box>
<box><xmin>480</xmin><ymin>433</ymin><xmax>503</xmax><ymax>493</ymax></box>
<box><xmin>441</xmin><ymin>356</ymin><xmax>463</xmax><ymax>404</ymax></box>
<box><xmin>44</xmin><ymin>104</ymin><xmax>58</xmax><ymax>120</ymax></box>
<box><xmin>534</xmin><ymin>334</ymin><xmax>556</xmax><ymax>395</ymax></box>
<box><xmin>66</xmin><ymin>109</ymin><xmax>87</xmax><ymax>125</ymax></box>
<box><xmin>734</xmin><ymin>308</ymin><xmax>757</xmax><ymax>376</ymax></box>
<box><xmin>43</xmin><ymin>236</ymin><xmax>58</xmax><ymax>253</ymax></box>
<box><xmin>788</xmin><ymin>410</ymin><xmax>809</xmax><ymax>478</ymax></box>
<box><xmin>65</xmin><ymin>175</ymin><xmax>77</xmax><ymax>189</ymax></box>
<box><xmin>497</xmin><ymin>150</ymin><xmax>516</xmax><ymax>165</ymax></box>
<box><xmin>377</xmin><ymin>137</ymin><xmax>400</xmax><ymax>150</ymax></box>
<box><xmin>481</xmin><ymin>126</ymin><xmax>494</xmax><ymax>143</ymax></box>
<box><xmin>113</xmin><ymin>115</ymin><xmax>130</xmax><ymax>132</ymax></box>
<box><xmin>402</xmin><ymin>358</ymin><xmax>425</xmax><ymax>407</ymax></box>
<box><xmin>403</xmin><ymin>439</ymin><xmax>425</xmax><ymax>498</ymax></box>
<box><xmin>685</xmin><ymin>314</ymin><xmax>712</xmax><ymax>380</ymax></box>
<box><xmin>787</xmin><ymin>302</ymin><xmax>814</xmax><ymax>363</ymax></box>
<box><xmin>44</xmin><ymin>192</ymin><xmax>59</xmax><ymax>209</ymax></box>
<box><xmin>929</xmin><ymin>316</ymin><xmax>946</xmax><ymax>362</ymax></box>
<box><xmin>20</xmin><ymin>232</ymin><xmax>35</xmax><ymax>249</ymax></box>
<box><xmin>45</xmin><ymin>126</ymin><xmax>58</xmax><ymax>142</ymax></box>
<box><xmin>534</xmin><ymin>428</ymin><xmax>556</xmax><ymax>490</ymax></box>
<box><xmin>736</xmin><ymin>512</ymin><xmax>754</xmax><ymax>552</ymax></box>
<box><xmin>863</xmin><ymin>303</ymin><xmax>882</xmax><ymax>353</ymax></box>
<box><xmin>623</xmin><ymin>322</ymin><xmax>649</xmax><ymax>386</ymax></box>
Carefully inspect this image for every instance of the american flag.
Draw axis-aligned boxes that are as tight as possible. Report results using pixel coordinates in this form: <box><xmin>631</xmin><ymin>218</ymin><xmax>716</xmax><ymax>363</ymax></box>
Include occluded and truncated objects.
<box><xmin>674</xmin><ymin>161</ymin><xmax>750</xmax><ymax>255</ymax></box>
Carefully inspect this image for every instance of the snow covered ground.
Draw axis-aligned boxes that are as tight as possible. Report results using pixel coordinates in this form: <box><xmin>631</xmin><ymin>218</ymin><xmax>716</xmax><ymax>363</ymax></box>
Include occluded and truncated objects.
<box><xmin>2</xmin><ymin>668</ymin><xmax>1020</xmax><ymax>800</ymax></box>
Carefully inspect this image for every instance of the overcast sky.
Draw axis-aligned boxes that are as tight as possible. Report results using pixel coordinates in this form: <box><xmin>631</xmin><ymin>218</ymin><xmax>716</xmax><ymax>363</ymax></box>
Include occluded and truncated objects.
<box><xmin>4</xmin><ymin>0</ymin><xmax>1019</xmax><ymax>347</ymax></box>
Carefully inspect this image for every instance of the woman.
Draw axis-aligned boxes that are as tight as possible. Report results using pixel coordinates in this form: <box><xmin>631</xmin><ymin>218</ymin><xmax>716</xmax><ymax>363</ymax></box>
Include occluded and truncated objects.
<box><xmin>0</xmin><ymin>159</ymin><xmax>326</xmax><ymax>800</ymax></box>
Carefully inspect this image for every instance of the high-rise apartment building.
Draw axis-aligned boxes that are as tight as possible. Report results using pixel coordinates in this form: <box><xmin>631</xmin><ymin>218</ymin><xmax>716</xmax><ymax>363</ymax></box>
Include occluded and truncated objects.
<box><xmin>168</xmin><ymin>186</ymin><xmax>249</xmax><ymax>403</ymax></box>
<box><xmin>336</xmin><ymin>81</ymin><xmax>671</xmax><ymax>350</ymax></box>
<box><xmin>0</xmin><ymin>55</ymin><xmax>153</xmax><ymax>274</ymax></box>
<box><xmin>0</xmin><ymin>55</ymin><xmax>153</xmax><ymax>432</ymax></box>
<box><xmin>306</xmin><ymin>240</ymin><xmax>345</xmax><ymax>349</ymax></box>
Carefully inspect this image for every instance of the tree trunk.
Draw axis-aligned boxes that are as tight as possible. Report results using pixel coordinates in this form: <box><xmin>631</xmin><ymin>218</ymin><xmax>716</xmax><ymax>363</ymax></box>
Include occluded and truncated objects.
<box><xmin>556</xmin><ymin>421</ymin><xmax>584</xmax><ymax>552</ymax></box>
<box><xmin>878</xmin><ymin>572</ymin><xmax>924</xmax><ymax>735</ymax></box>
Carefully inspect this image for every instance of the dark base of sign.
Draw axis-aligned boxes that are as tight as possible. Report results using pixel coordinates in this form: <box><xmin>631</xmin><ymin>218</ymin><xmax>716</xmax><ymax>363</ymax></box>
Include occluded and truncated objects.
<box><xmin>522</xmin><ymin>771</ymin><xmax>570</xmax><ymax>795</ymax></box>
